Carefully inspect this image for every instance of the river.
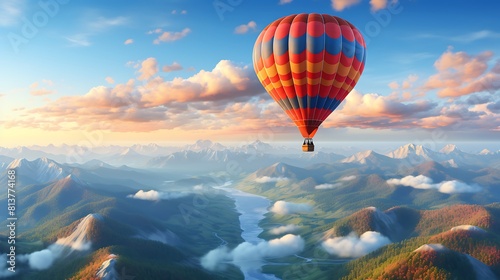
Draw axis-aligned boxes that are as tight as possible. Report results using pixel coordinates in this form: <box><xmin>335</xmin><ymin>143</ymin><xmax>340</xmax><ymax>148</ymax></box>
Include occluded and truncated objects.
<box><xmin>216</xmin><ymin>186</ymin><xmax>281</xmax><ymax>280</ymax></box>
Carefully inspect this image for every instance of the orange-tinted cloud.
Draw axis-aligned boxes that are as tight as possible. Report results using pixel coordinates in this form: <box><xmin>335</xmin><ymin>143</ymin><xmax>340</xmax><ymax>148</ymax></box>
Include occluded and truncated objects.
<box><xmin>138</xmin><ymin>57</ymin><xmax>159</xmax><ymax>81</ymax></box>
<box><xmin>331</xmin><ymin>0</ymin><xmax>361</xmax><ymax>11</ymax></box>
<box><xmin>423</xmin><ymin>49</ymin><xmax>499</xmax><ymax>97</ymax></box>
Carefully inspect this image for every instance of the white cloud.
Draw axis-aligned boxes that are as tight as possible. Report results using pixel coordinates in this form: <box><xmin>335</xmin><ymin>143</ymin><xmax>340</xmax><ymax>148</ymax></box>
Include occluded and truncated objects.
<box><xmin>153</xmin><ymin>28</ymin><xmax>191</xmax><ymax>44</ymax></box>
<box><xmin>315</xmin><ymin>183</ymin><xmax>342</xmax><ymax>190</ymax></box>
<box><xmin>127</xmin><ymin>190</ymin><xmax>189</xmax><ymax>201</ymax></box>
<box><xmin>28</xmin><ymin>249</ymin><xmax>55</xmax><ymax>270</ymax></box>
<box><xmin>234</xmin><ymin>21</ymin><xmax>257</xmax><ymax>34</ymax></box>
<box><xmin>88</xmin><ymin>16</ymin><xmax>128</xmax><ymax>30</ymax></box>
<box><xmin>322</xmin><ymin>231</ymin><xmax>391</xmax><ymax>258</ymax></box>
<box><xmin>124</xmin><ymin>38</ymin><xmax>134</xmax><ymax>45</ymax></box>
<box><xmin>255</xmin><ymin>176</ymin><xmax>288</xmax><ymax>183</ymax></box>
<box><xmin>201</xmin><ymin>234</ymin><xmax>304</xmax><ymax>272</ymax></box>
<box><xmin>339</xmin><ymin>175</ymin><xmax>357</xmax><ymax>181</ymax></box>
<box><xmin>315</xmin><ymin>176</ymin><xmax>356</xmax><ymax>190</ymax></box>
<box><xmin>279</xmin><ymin>0</ymin><xmax>293</xmax><ymax>4</ymax></box>
<box><xmin>387</xmin><ymin>175</ymin><xmax>482</xmax><ymax>194</ymax></box>
<box><xmin>65</xmin><ymin>34</ymin><xmax>92</xmax><ymax>47</ymax></box>
<box><xmin>270</xmin><ymin>201</ymin><xmax>313</xmax><ymax>215</ymax></box>
<box><xmin>269</xmin><ymin>224</ymin><xmax>300</xmax><ymax>235</ymax></box>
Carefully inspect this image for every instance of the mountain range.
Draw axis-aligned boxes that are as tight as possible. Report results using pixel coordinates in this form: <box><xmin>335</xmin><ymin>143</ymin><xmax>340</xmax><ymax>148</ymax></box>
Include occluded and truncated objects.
<box><xmin>0</xmin><ymin>141</ymin><xmax>499</xmax><ymax>279</ymax></box>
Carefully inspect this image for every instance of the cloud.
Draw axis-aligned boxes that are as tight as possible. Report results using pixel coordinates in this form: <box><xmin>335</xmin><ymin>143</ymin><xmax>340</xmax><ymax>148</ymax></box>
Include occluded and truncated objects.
<box><xmin>322</xmin><ymin>90</ymin><xmax>438</xmax><ymax>129</ymax></box>
<box><xmin>65</xmin><ymin>34</ymin><xmax>92</xmax><ymax>47</ymax></box>
<box><xmin>270</xmin><ymin>201</ymin><xmax>313</xmax><ymax>215</ymax></box>
<box><xmin>423</xmin><ymin>48</ymin><xmax>499</xmax><ymax>98</ymax></box>
<box><xmin>316</xmin><ymin>175</ymin><xmax>356</xmax><ymax>190</ymax></box>
<box><xmin>127</xmin><ymin>190</ymin><xmax>189</xmax><ymax>201</ymax></box>
<box><xmin>88</xmin><ymin>16</ymin><xmax>128</xmax><ymax>30</ymax></box>
<box><xmin>105</xmin><ymin>77</ymin><xmax>115</xmax><ymax>84</ymax></box>
<box><xmin>370</xmin><ymin>0</ymin><xmax>388</xmax><ymax>11</ymax></box>
<box><xmin>27</xmin><ymin>249</ymin><xmax>55</xmax><ymax>270</ymax></box>
<box><xmin>30</xmin><ymin>81</ymin><xmax>55</xmax><ymax>96</ymax></box>
<box><xmin>0</xmin><ymin>254</ymin><xmax>15</xmax><ymax>277</ymax></box>
<box><xmin>162</xmin><ymin>62</ymin><xmax>183</xmax><ymax>72</ymax></box>
<box><xmin>124</xmin><ymin>39</ymin><xmax>134</xmax><ymax>45</ymax></box>
<box><xmin>234</xmin><ymin>21</ymin><xmax>257</xmax><ymax>34</ymax></box>
<box><xmin>322</xmin><ymin>231</ymin><xmax>391</xmax><ymax>258</ymax></box>
<box><xmin>487</xmin><ymin>100</ymin><xmax>500</xmax><ymax>113</ymax></box>
<box><xmin>4</xmin><ymin>59</ymin><xmax>274</xmax><ymax>133</ymax></box>
<box><xmin>255</xmin><ymin>176</ymin><xmax>288</xmax><ymax>183</ymax></box>
<box><xmin>171</xmin><ymin>10</ymin><xmax>187</xmax><ymax>14</ymax></box>
<box><xmin>331</xmin><ymin>0</ymin><xmax>361</xmax><ymax>11</ymax></box>
<box><xmin>0</xmin><ymin>0</ymin><xmax>24</xmax><ymax>26</ymax></box>
<box><xmin>339</xmin><ymin>175</ymin><xmax>357</xmax><ymax>181</ymax></box>
<box><xmin>315</xmin><ymin>183</ymin><xmax>342</xmax><ymax>190</ymax></box>
<box><xmin>269</xmin><ymin>224</ymin><xmax>301</xmax><ymax>235</ymax></box>
<box><xmin>387</xmin><ymin>175</ymin><xmax>482</xmax><ymax>194</ymax></box>
<box><xmin>201</xmin><ymin>234</ymin><xmax>305</xmax><ymax>272</ymax></box>
<box><xmin>138</xmin><ymin>57</ymin><xmax>159</xmax><ymax>81</ymax></box>
<box><xmin>65</xmin><ymin>16</ymin><xmax>128</xmax><ymax>47</ymax></box>
<box><xmin>147</xmin><ymin>28</ymin><xmax>163</xmax><ymax>35</ymax></box>
<box><xmin>279</xmin><ymin>0</ymin><xmax>293</xmax><ymax>4</ymax></box>
<box><xmin>153</xmin><ymin>28</ymin><xmax>191</xmax><ymax>44</ymax></box>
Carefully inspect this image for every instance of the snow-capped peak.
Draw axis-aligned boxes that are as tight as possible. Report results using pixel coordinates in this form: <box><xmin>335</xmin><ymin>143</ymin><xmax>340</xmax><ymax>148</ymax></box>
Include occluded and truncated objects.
<box><xmin>440</xmin><ymin>144</ymin><xmax>459</xmax><ymax>154</ymax></box>
<box><xmin>341</xmin><ymin>150</ymin><xmax>381</xmax><ymax>164</ymax></box>
<box><xmin>7</xmin><ymin>157</ymin><xmax>69</xmax><ymax>183</ymax></box>
<box><xmin>479</xmin><ymin>149</ymin><xmax>493</xmax><ymax>155</ymax></box>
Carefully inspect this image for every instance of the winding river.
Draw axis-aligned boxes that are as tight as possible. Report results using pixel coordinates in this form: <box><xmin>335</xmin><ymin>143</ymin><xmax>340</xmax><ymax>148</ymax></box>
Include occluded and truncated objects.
<box><xmin>216</xmin><ymin>186</ymin><xmax>281</xmax><ymax>280</ymax></box>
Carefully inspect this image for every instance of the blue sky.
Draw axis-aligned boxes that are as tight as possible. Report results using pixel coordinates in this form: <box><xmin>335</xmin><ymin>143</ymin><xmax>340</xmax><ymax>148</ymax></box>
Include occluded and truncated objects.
<box><xmin>0</xmin><ymin>0</ymin><xmax>499</xmax><ymax>147</ymax></box>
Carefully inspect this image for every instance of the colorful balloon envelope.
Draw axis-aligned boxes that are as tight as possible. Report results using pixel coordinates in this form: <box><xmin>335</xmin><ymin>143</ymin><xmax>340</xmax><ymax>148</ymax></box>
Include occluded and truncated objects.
<box><xmin>253</xmin><ymin>13</ymin><xmax>366</xmax><ymax>151</ymax></box>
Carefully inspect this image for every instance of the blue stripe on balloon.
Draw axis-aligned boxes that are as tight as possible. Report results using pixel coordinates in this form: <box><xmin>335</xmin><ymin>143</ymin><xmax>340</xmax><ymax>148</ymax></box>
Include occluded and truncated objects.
<box><xmin>277</xmin><ymin>95</ymin><xmax>344</xmax><ymax>111</ymax></box>
<box><xmin>341</xmin><ymin>37</ymin><xmax>355</xmax><ymax>58</ymax></box>
<box><xmin>261</xmin><ymin>39</ymin><xmax>274</xmax><ymax>59</ymax></box>
<box><xmin>306</xmin><ymin>34</ymin><xmax>325</xmax><ymax>54</ymax></box>
<box><xmin>274</xmin><ymin>35</ymin><xmax>289</xmax><ymax>56</ymax></box>
<box><xmin>289</xmin><ymin>34</ymin><xmax>307</xmax><ymax>54</ymax></box>
<box><xmin>354</xmin><ymin>41</ymin><xmax>365</xmax><ymax>63</ymax></box>
<box><xmin>324</xmin><ymin>35</ymin><xmax>342</xmax><ymax>55</ymax></box>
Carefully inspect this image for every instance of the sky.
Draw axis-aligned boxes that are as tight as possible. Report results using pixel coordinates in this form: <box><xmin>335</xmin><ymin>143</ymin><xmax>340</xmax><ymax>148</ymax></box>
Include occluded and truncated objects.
<box><xmin>0</xmin><ymin>0</ymin><xmax>499</xmax><ymax>147</ymax></box>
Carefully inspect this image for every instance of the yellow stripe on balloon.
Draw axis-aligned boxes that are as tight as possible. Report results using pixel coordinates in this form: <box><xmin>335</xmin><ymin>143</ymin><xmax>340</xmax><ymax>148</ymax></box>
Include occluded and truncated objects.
<box><xmin>289</xmin><ymin>61</ymin><xmax>307</xmax><ymax>73</ymax></box>
<box><xmin>336</xmin><ymin>64</ymin><xmax>351</xmax><ymax>77</ymax></box>
<box><xmin>307</xmin><ymin>61</ymin><xmax>323</xmax><ymax>73</ymax></box>
<box><xmin>322</xmin><ymin>61</ymin><xmax>340</xmax><ymax>75</ymax></box>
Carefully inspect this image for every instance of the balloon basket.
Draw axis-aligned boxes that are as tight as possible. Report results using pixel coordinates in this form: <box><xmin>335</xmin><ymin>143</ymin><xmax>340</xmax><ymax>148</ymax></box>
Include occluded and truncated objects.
<box><xmin>302</xmin><ymin>143</ymin><xmax>314</xmax><ymax>152</ymax></box>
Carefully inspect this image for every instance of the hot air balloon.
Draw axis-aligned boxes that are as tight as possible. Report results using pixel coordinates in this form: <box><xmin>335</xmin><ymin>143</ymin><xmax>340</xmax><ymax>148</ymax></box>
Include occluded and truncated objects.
<box><xmin>253</xmin><ymin>13</ymin><xmax>366</xmax><ymax>152</ymax></box>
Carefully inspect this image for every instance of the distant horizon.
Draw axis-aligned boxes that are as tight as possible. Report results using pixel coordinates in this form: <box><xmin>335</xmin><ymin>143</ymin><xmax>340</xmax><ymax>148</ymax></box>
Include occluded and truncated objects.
<box><xmin>1</xmin><ymin>139</ymin><xmax>498</xmax><ymax>154</ymax></box>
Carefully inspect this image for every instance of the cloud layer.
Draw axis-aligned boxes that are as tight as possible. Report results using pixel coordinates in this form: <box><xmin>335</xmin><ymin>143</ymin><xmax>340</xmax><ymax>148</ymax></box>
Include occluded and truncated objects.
<box><xmin>270</xmin><ymin>201</ymin><xmax>313</xmax><ymax>215</ymax></box>
<box><xmin>269</xmin><ymin>224</ymin><xmax>301</xmax><ymax>235</ymax></box>
<box><xmin>201</xmin><ymin>234</ymin><xmax>305</xmax><ymax>272</ymax></box>
<box><xmin>127</xmin><ymin>190</ymin><xmax>189</xmax><ymax>201</ymax></box>
<box><xmin>387</xmin><ymin>175</ymin><xmax>482</xmax><ymax>194</ymax></box>
<box><xmin>322</xmin><ymin>231</ymin><xmax>391</xmax><ymax>258</ymax></box>
<box><xmin>255</xmin><ymin>176</ymin><xmax>288</xmax><ymax>183</ymax></box>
